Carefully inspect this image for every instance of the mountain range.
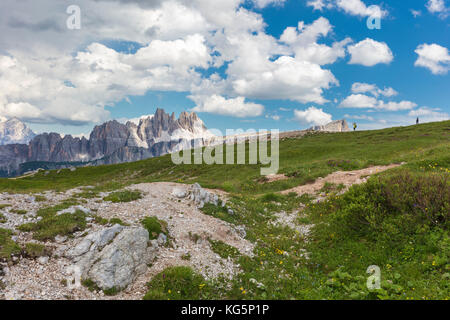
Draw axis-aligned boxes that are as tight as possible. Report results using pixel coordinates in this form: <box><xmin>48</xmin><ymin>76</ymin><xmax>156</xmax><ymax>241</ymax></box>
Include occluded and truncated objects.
<box><xmin>0</xmin><ymin>110</ymin><xmax>350</xmax><ymax>177</ymax></box>
<box><xmin>0</xmin><ymin>109</ymin><xmax>214</xmax><ymax>177</ymax></box>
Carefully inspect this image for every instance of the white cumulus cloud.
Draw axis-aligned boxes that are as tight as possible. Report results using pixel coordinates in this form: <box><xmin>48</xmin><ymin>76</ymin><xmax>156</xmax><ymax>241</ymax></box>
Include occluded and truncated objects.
<box><xmin>351</xmin><ymin>82</ymin><xmax>398</xmax><ymax>97</ymax></box>
<box><xmin>339</xmin><ymin>94</ymin><xmax>417</xmax><ymax>111</ymax></box>
<box><xmin>294</xmin><ymin>106</ymin><xmax>333</xmax><ymax>126</ymax></box>
<box><xmin>414</xmin><ymin>43</ymin><xmax>450</xmax><ymax>75</ymax></box>
<box><xmin>190</xmin><ymin>95</ymin><xmax>265</xmax><ymax>118</ymax></box>
<box><xmin>348</xmin><ymin>38</ymin><xmax>394</xmax><ymax>67</ymax></box>
<box><xmin>426</xmin><ymin>0</ymin><xmax>449</xmax><ymax>16</ymax></box>
<box><xmin>307</xmin><ymin>0</ymin><xmax>387</xmax><ymax>17</ymax></box>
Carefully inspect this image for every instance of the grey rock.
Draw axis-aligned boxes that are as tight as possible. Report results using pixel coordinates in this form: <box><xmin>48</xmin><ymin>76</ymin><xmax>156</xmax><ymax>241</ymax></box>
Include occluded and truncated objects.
<box><xmin>37</xmin><ymin>256</ymin><xmax>49</xmax><ymax>265</ymax></box>
<box><xmin>172</xmin><ymin>188</ymin><xmax>186</xmax><ymax>198</ymax></box>
<box><xmin>235</xmin><ymin>226</ymin><xmax>246</xmax><ymax>239</ymax></box>
<box><xmin>55</xmin><ymin>235</ymin><xmax>67</xmax><ymax>243</ymax></box>
<box><xmin>189</xmin><ymin>183</ymin><xmax>222</xmax><ymax>208</ymax></box>
<box><xmin>56</xmin><ymin>205</ymin><xmax>91</xmax><ymax>216</ymax></box>
<box><xmin>157</xmin><ymin>233</ymin><xmax>167</xmax><ymax>245</ymax></box>
<box><xmin>65</xmin><ymin>225</ymin><xmax>156</xmax><ymax>291</ymax></box>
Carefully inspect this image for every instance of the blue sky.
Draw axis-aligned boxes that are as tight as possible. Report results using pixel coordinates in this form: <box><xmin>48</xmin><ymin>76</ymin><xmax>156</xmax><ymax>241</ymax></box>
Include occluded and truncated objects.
<box><xmin>0</xmin><ymin>0</ymin><xmax>449</xmax><ymax>136</ymax></box>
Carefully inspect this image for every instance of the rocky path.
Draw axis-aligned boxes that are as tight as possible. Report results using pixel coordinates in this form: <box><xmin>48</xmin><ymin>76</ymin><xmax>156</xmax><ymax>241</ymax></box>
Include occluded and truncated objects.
<box><xmin>0</xmin><ymin>182</ymin><xmax>253</xmax><ymax>300</ymax></box>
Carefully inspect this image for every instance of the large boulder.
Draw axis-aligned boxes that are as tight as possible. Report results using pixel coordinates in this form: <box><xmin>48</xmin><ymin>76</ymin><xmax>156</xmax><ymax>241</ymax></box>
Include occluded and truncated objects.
<box><xmin>65</xmin><ymin>225</ymin><xmax>157</xmax><ymax>291</ymax></box>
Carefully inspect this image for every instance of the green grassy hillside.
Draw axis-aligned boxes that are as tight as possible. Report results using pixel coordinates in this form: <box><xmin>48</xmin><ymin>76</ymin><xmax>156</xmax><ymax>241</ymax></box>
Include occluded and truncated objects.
<box><xmin>1</xmin><ymin>120</ymin><xmax>449</xmax><ymax>195</ymax></box>
<box><xmin>1</xmin><ymin>121</ymin><xmax>449</xmax><ymax>300</ymax></box>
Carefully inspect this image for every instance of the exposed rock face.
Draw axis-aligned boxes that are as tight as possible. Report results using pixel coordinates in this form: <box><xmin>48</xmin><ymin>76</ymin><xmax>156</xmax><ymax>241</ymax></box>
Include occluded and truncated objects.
<box><xmin>88</xmin><ymin>121</ymin><xmax>130</xmax><ymax>160</ymax></box>
<box><xmin>0</xmin><ymin>144</ymin><xmax>29</xmax><ymax>175</ymax></box>
<box><xmin>0</xmin><ymin>109</ymin><xmax>213</xmax><ymax>176</ymax></box>
<box><xmin>65</xmin><ymin>225</ymin><xmax>157</xmax><ymax>290</ymax></box>
<box><xmin>0</xmin><ymin>118</ymin><xmax>36</xmax><ymax>145</ymax></box>
<box><xmin>188</xmin><ymin>183</ymin><xmax>222</xmax><ymax>208</ymax></box>
<box><xmin>309</xmin><ymin>120</ymin><xmax>350</xmax><ymax>132</ymax></box>
<box><xmin>28</xmin><ymin>133</ymin><xmax>89</xmax><ymax>162</ymax></box>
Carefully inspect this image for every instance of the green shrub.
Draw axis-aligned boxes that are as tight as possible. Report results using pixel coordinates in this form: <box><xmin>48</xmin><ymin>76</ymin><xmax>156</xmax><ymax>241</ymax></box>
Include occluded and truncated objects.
<box><xmin>103</xmin><ymin>190</ymin><xmax>142</xmax><ymax>203</ymax></box>
<box><xmin>0</xmin><ymin>213</ymin><xmax>6</xmax><ymax>223</ymax></box>
<box><xmin>141</xmin><ymin>217</ymin><xmax>167</xmax><ymax>240</ymax></box>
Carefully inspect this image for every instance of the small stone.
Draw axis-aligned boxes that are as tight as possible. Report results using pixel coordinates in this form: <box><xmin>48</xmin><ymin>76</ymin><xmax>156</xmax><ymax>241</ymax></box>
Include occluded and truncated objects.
<box><xmin>55</xmin><ymin>235</ymin><xmax>67</xmax><ymax>243</ymax></box>
<box><xmin>235</xmin><ymin>226</ymin><xmax>246</xmax><ymax>238</ymax></box>
<box><xmin>38</xmin><ymin>256</ymin><xmax>49</xmax><ymax>265</ymax></box>
<box><xmin>172</xmin><ymin>188</ymin><xmax>186</xmax><ymax>198</ymax></box>
<box><xmin>157</xmin><ymin>233</ymin><xmax>167</xmax><ymax>245</ymax></box>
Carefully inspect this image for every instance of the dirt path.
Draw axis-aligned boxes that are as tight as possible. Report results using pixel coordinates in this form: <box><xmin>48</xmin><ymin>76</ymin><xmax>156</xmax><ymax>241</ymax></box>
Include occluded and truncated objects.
<box><xmin>281</xmin><ymin>164</ymin><xmax>404</xmax><ymax>196</ymax></box>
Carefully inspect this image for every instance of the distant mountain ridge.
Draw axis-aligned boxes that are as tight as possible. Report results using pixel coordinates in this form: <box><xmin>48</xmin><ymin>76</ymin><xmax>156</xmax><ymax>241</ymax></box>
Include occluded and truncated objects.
<box><xmin>0</xmin><ymin>118</ymin><xmax>36</xmax><ymax>145</ymax></box>
<box><xmin>0</xmin><ymin>109</ymin><xmax>213</xmax><ymax>177</ymax></box>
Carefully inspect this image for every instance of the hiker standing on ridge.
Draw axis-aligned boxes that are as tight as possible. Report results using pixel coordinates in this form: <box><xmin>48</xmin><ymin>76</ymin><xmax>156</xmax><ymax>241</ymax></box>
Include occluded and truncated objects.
<box><xmin>416</xmin><ymin>117</ymin><xmax>419</xmax><ymax>125</ymax></box>
<box><xmin>353</xmin><ymin>122</ymin><xmax>357</xmax><ymax>131</ymax></box>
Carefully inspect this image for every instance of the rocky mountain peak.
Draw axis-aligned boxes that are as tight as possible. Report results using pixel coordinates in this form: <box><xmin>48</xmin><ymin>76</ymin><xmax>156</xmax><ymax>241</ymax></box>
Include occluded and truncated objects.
<box><xmin>0</xmin><ymin>117</ymin><xmax>36</xmax><ymax>145</ymax></box>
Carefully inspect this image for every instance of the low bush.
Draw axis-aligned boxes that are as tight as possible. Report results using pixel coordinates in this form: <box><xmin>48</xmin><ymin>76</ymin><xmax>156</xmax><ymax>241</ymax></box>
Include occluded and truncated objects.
<box><xmin>141</xmin><ymin>217</ymin><xmax>168</xmax><ymax>240</ymax></box>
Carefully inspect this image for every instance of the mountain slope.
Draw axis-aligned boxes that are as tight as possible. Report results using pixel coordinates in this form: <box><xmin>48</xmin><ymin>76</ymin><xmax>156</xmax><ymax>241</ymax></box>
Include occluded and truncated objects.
<box><xmin>0</xmin><ymin>120</ymin><xmax>448</xmax><ymax>301</ymax></box>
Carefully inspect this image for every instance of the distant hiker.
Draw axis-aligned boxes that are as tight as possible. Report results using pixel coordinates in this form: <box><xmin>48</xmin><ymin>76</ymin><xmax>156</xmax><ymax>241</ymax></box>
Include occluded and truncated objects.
<box><xmin>353</xmin><ymin>122</ymin><xmax>357</xmax><ymax>131</ymax></box>
<box><xmin>416</xmin><ymin>117</ymin><xmax>419</xmax><ymax>125</ymax></box>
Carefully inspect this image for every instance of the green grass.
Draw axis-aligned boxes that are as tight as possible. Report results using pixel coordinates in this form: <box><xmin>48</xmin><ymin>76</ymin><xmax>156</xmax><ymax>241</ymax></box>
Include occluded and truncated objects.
<box><xmin>109</xmin><ymin>218</ymin><xmax>129</xmax><ymax>226</ymax></box>
<box><xmin>0</xmin><ymin>121</ymin><xmax>449</xmax><ymax>300</ymax></box>
<box><xmin>303</xmin><ymin>169</ymin><xmax>449</xmax><ymax>300</ymax></box>
<box><xmin>0</xmin><ymin>121</ymin><xmax>447</xmax><ymax>196</ymax></box>
<box><xmin>18</xmin><ymin>200</ymin><xmax>87</xmax><ymax>241</ymax></box>
<box><xmin>143</xmin><ymin>266</ymin><xmax>218</xmax><ymax>300</ymax></box>
<box><xmin>209</xmin><ymin>239</ymin><xmax>240</xmax><ymax>260</ymax></box>
<box><xmin>103</xmin><ymin>190</ymin><xmax>142</xmax><ymax>203</ymax></box>
<box><xmin>34</xmin><ymin>195</ymin><xmax>47</xmax><ymax>202</ymax></box>
<box><xmin>10</xmin><ymin>209</ymin><xmax>27</xmax><ymax>215</ymax></box>
<box><xmin>0</xmin><ymin>213</ymin><xmax>6</xmax><ymax>223</ymax></box>
<box><xmin>0</xmin><ymin>228</ymin><xmax>21</xmax><ymax>260</ymax></box>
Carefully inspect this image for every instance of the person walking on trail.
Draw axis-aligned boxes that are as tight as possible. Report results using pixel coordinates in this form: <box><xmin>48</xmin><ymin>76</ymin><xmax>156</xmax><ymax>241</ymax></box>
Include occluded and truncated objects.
<box><xmin>416</xmin><ymin>117</ymin><xmax>419</xmax><ymax>125</ymax></box>
<box><xmin>353</xmin><ymin>122</ymin><xmax>357</xmax><ymax>131</ymax></box>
